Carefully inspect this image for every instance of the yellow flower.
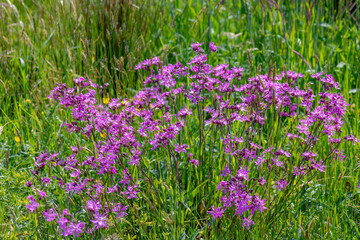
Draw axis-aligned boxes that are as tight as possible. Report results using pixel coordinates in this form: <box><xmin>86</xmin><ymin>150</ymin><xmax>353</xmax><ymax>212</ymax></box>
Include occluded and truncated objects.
<box><xmin>103</xmin><ymin>93</ymin><xmax>110</xmax><ymax>105</ymax></box>
<box><xmin>100</xmin><ymin>132</ymin><xmax>106</xmax><ymax>138</ymax></box>
<box><xmin>15</xmin><ymin>136</ymin><xmax>20</xmax><ymax>143</ymax></box>
<box><xmin>25</xmin><ymin>99</ymin><xmax>31</xmax><ymax>103</ymax></box>
<box><xmin>121</xmin><ymin>100</ymin><xmax>129</xmax><ymax>106</ymax></box>
<box><xmin>128</xmin><ymin>234</ymin><xmax>137</xmax><ymax>239</ymax></box>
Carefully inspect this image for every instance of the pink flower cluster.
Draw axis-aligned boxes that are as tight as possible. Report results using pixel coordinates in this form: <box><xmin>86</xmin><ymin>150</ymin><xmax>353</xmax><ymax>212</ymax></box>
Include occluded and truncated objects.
<box><xmin>25</xmin><ymin>42</ymin><xmax>357</xmax><ymax>236</ymax></box>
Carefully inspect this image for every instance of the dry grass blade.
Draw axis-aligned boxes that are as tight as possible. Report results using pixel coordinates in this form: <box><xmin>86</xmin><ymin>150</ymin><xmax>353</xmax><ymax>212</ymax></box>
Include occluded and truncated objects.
<box><xmin>306</xmin><ymin>0</ymin><xmax>317</xmax><ymax>24</ymax></box>
<box><xmin>336</xmin><ymin>1</ymin><xmax>353</xmax><ymax>19</ymax></box>
<box><xmin>347</xmin><ymin>10</ymin><xmax>360</xmax><ymax>28</ymax></box>
<box><xmin>292</xmin><ymin>50</ymin><xmax>311</xmax><ymax>69</ymax></box>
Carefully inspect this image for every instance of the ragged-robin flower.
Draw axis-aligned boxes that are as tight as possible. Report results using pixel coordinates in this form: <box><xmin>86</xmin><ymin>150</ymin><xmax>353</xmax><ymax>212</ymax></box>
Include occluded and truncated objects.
<box><xmin>25</xmin><ymin>41</ymin><xmax>358</xmax><ymax>236</ymax></box>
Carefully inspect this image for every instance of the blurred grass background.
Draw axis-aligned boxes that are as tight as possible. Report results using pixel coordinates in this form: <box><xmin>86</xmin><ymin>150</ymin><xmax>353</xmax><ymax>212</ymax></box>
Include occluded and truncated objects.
<box><xmin>0</xmin><ymin>0</ymin><xmax>359</xmax><ymax>238</ymax></box>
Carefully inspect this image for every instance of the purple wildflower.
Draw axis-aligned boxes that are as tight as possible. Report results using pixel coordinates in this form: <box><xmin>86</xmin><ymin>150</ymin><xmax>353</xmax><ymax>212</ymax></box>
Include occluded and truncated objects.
<box><xmin>113</xmin><ymin>203</ymin><xmax>128</xmax><ymax>219</ymax></box>
<box><xmin>208</xmin><ymin>206</ymin><xmax>225</xmax><ymax>220</ymax></box>
<box><xmin>344</xmin><ymin>134</ymin><xmax>359</xmax><ymax>145</ymax></box>
<box><xmin>275</xmin><ymin>178</ymin><xmax>288</xmax><ymax>190</ymax></box>
<box><xmin>190</xmin><ymin>42</ymin><xmax>204</xmax><ymax>53</ymax></box>
<box><xmin>258</xmin><ymin>177</ymin><xmax>266</xmax><ymax>186</ymax></box>
<box><xmin>68</xmin><ymin>221</ymin><xmax>85</xmax><ymax>237</ymax></box>
<box><xmin>236</xmin><ymin>167</ymin><xmax>249</xmax><ymax>181</ymax></box>
<box><xmin>123</xmin><ymin>185</ymin><xmax>139</xmax><ymax>199</ymax></box>
<box><xmin>57</xmin><ymin>216</ymin><xmax>69</xmax><ymax>228</ymax></box>
<box><xmin>90</xmin><ymin>212</ymin><xmax>108</xmax><ymax>230</ymax></box>
<box><xmin>43</xmin><ymin>208</ymin><xmax>57</xmax><ymax>221</ymax></box>
<box><xmin>87</xmin><ymin>200</ymin><xmax>102</xmax><ymax>212</ymax></box>
<box><xmin>189</xmin><ymin>158</ymin><xmax>199</xmax><ymax>166</ymax></box>
<box><xmin>220</xmin><ymin>166</ymin><xmax>231</xmax><ymax>177</ymax></box>
<box><xmin>26</xmin><ymin>195</ymin><xmax>39</xmax><ymax>213</ymax></box>
<box><xmin>209</xmin><ymin>42</ymin><xmax>219</xmax><ymax>52</ymax></box>
<box><xmin>26</xmin><ymin>181</ymin><xmax>32</xmax><ymax>187</ymax></box>
<box><xmin>174</xmin><ymin>144</ymin><xmax>187</xmax><ymax>153</ymax></box>
<box><xmin>42</xmin><ymin>177</ymin><xmax>51</xmax><ymax>185</ymax></box>
<box><xmin>38</xmin><ymin>190</ymin><xmax>46</xmax><ymax>200</ymax></box>
<box><xmin>242</xmin><ymin>216</ymin><xmax>255</xmax><ymax>230</ymax></box>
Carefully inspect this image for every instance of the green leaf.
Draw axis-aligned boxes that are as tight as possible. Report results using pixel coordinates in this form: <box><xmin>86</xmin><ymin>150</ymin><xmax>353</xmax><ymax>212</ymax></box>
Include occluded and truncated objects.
<box><xmin>191</xmin><ymin>179</ymin><xmax>208</xmax><ymax>198</ymax></box>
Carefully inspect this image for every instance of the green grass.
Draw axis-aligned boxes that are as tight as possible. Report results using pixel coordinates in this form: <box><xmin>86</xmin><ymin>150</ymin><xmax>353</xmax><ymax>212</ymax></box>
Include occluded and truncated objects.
<box><xmin>0</xmin><ymin>0</ymin><xmax>359</xmax><ymax>239</ymax></box>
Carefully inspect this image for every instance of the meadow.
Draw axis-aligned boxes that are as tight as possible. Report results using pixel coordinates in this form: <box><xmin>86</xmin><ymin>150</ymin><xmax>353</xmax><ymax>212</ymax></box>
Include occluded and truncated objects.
<box><xmin>0</xmin><ymin>0</ymin><xmax>360</xmax><ymax>239</ymax></box>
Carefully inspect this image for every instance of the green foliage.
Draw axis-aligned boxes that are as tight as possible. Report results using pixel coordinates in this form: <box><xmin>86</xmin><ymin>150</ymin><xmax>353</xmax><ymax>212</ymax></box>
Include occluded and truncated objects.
<box><xmin>0</xmin><ymin>0</ymin><xmax>359</xmax><ymax>238</ymax></box>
